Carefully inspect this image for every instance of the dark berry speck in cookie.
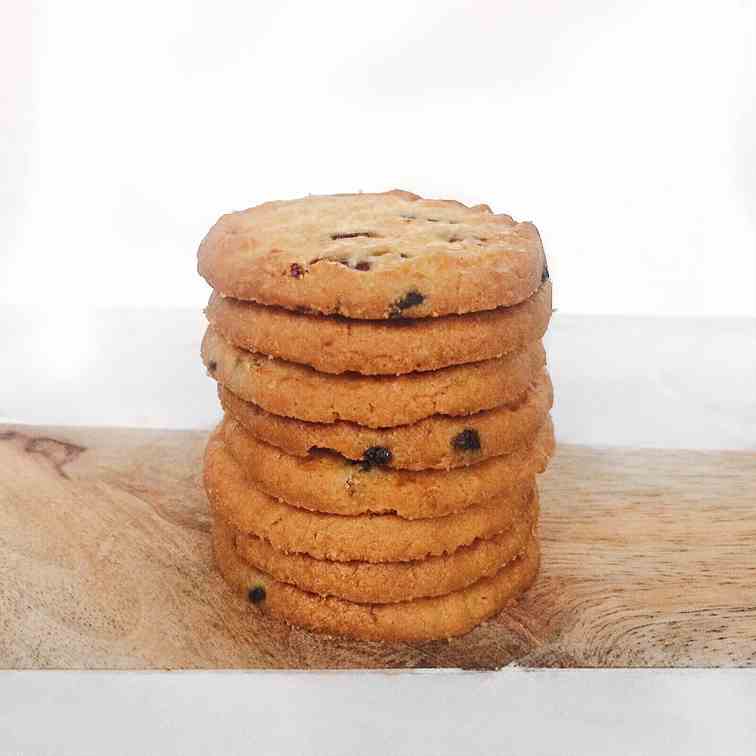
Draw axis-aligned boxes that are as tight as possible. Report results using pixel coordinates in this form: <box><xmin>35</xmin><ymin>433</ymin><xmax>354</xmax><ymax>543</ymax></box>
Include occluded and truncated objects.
<box><xmin>452</xmin><ymin>429</ymin><xmax>481</xmax><ymax>451</ymax></box>
<box><xmin>248</xmin><ymin>585</ymin><xmax>266</xmax><ymax>604</ymax></box>
<box><xmin>361</xmin><ymin>446</ymin><xmax>393</xmax><ymax>469</ymax></box>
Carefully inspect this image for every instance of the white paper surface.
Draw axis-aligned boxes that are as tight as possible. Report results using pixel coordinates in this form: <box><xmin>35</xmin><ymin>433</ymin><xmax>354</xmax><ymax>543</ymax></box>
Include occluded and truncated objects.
<box><xmin>3</xmin><ymin>670</ymin><xmax>756</xmax><ymax>756</ymax></box>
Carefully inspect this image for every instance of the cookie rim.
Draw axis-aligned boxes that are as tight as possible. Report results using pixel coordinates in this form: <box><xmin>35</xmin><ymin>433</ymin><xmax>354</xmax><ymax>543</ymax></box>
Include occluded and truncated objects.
<box><xmin>213</xmin><ymin>517</ymin><xmax>541</xmax><ymax>642</ymax></box>
<box><xmin>220</xmin><ymin>414</ymin><xmax>555</xmax><ymax>518</ymax></box>
<box><xmin>219</xmin><ymin>369</ymin><xmax>553</xmax><ymax>471</ymax></box>
<box><xmin>205</xmin><ymin>280</ymin><xmax>552</xmax><ymax>376</ymax></box>
<box><xmin>203</xmin><ymin>427</ymin><xmax>541</xmax><ymax>563</ymax></box>
<box><xmin>231</xmin><ymin>493</ymin><xmax>537</xmax><ymax>604</ymax></box>
<box><xmin>202</xmin><ymin>325</ymin><xmax>548</xmax><ymax>428</ymax></box>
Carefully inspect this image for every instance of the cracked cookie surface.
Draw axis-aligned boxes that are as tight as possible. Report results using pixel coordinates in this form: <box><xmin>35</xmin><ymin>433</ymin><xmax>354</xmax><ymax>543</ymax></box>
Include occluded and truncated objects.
<box><xmin>198</xmin><ymin>190</ymin><xmax>546</xmax><ymax>319</ymax></box>
<box><xmin>219</xmin><ymin>369</ymin><xmax>553</xmax><ymax>470</ymax></box>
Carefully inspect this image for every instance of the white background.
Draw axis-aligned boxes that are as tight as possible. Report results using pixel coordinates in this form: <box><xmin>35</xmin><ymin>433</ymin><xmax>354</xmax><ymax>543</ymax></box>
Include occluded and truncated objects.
<box><xmin>3</xmin><ymin>0</ymin><xmax>756</xmax><ymax>315</ymax></box>
<box><xmin>3</xmin><ymin>2</ymin><xmax>756</xmax><ymax>755</ymax></box>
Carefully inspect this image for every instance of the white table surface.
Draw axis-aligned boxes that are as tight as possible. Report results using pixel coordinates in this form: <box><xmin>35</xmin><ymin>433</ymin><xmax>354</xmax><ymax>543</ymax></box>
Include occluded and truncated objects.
<box><xmin>1</xmin><ymin>308</ymin><xmax>755</xmax><ymax>755</ymax></box>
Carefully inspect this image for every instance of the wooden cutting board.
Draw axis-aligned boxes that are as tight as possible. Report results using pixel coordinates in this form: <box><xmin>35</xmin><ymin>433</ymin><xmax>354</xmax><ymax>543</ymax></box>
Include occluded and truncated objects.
<box><xmin>1</xmin><ymin>424</ymin><xmax>754</xmax><ymax>670</ymax></box>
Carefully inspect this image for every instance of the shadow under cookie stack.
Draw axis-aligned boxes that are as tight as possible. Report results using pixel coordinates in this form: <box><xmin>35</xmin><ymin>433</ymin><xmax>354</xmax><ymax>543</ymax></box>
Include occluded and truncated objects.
<box><xmin>198</xmin><ymin>190</ymin><xmax>554</xmax><ymax>643</ymax></box>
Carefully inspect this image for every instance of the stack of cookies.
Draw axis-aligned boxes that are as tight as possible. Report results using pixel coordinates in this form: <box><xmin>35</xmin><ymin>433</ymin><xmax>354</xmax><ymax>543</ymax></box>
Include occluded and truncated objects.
<box><xmin>198</xmin><ymin>190</ymin><xmax>554</xmax><ymax>643</ymax></box>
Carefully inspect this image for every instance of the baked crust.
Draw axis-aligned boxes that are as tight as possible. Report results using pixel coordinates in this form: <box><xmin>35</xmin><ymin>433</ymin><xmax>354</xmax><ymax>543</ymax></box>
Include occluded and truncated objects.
<box><xmin>220</xmin><ymin>414</ymin><xmax>555</xmax><ymax>518</ymax></box>
<box><xmin>219</xmin><ymin>370</ymin><xmax>553</xmax><ymax>471</ymax></box>
<box><xmin>202</xmin><ymin>326</ymin><xmax>547</xmax><ymax>428</ymax></box>
<box><xmin>213</xmin><ymin>518</ymin><xmax>541</xmax><ymax>642</ymax></box>
<box><xmin>205</xmin><ymin>280</ymin><xmax>551</xmax><ymax>375</ymax></box>
<box><xmin>204</xmin><ymin>427</ymin><xmax>541</xmax><ymax>562</ymax></box>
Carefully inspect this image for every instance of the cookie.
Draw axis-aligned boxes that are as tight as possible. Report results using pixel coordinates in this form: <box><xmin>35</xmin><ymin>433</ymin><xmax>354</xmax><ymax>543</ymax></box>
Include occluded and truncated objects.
<box><xmin>205</xmin><ymin>280</ymin><xmax>552</xmax><ymax>375</ymax></box>
<box><xmin>202</xmin><ymin>326</ymin><xmax>546</xmax><ymax>428</ymax></box>
<box><xmin>219</xmin><ymin>369</ymin><xmax>553</xmax><ymax>470</ymax></box>
<box><xmin>198</xmin><ymin>190</ymin><xmax>546</xmax><ymax>320</ymax></box>
<box><xmin>220</xmin><ymin>414</ymin><xmax>554</xmax><ymax>518</ymax></box>
<box><xmin>231</xmin><ymin>494</ymin><xmax>537</xmax><ymax>604</ymax></box>
<box><xmin>204</xmin><ymin>428</ymin><xmax>539</xmax><ymax>562</ymax></box>
<box><xmin>213</xmin><ymin>518</ymin><xmax>541</xmax><ymax>641</ymax></box>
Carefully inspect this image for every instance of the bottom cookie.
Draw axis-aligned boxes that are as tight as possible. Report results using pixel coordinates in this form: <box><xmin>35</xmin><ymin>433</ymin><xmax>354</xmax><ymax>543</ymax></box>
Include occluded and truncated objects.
<box><xmin>213</xmin><ymin>519</ymin><xmax>541</xmax><ymax>642</ymax></box>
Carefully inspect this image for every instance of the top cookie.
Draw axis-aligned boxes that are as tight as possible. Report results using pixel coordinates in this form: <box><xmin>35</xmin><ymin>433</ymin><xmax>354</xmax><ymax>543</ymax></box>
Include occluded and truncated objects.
<box><xmin>197</xmin><ymin>190</ymin><xmax>546</xmax><ymax>319</ymax></box>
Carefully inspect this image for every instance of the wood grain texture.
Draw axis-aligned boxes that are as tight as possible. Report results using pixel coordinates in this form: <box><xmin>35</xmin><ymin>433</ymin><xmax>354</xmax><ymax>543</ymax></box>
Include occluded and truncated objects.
<box><xmin>1</xmin><ymin>424</ymin><xmax>754</xmax><ymax>669</ymax></box>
